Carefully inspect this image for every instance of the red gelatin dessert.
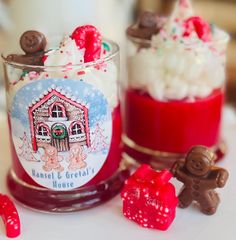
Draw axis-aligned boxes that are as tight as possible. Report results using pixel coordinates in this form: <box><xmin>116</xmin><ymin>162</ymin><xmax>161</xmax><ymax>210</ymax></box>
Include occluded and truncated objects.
<box><xmin>3</xmin><ymin>26</ymin><xmax>129</xmax><ymax>212</ymax></box>
<box><xmin>123</xmin><ymin>0</ymin><xmax>229</xmax><ymax>168</ymax></box>
<box><xmin>124</xmin><ymin>88</ymin><xmax>224</xmax><ymax>154</ymax></box>
<box><xmin>121</xmin><ymin>165</ymin><xmax>178</xmax><ymax>231</ymax></box>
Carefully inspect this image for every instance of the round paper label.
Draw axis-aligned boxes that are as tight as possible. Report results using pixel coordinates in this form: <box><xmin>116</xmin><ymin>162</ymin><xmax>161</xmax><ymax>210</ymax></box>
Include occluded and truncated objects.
<box><xmin>10</xmin><ymin>78</ymin><xmax>112</xmax><ymax>190</ymax></box>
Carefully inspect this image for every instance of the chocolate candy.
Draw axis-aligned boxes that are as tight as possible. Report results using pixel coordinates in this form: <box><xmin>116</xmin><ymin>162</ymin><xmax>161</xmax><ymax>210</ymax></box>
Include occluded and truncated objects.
<box><xmin>6</xmin><ymin>52</ymin><xmax>45</xmax><ymax>66</ymax></box>
<box><xmin>139</xmin><ymin>12</ymin><xmax>158</xmax><ymax>29</ymax></box>
<box><xmin>126</xmin><ymin>11</ymin><xmax>167</xmax><ymax>40</ymax></box>
<box><xmin>126</xmin><ymin>26</ymin><xmax>158</xmax><ymax>41</ymax></box>
<box><xmin>171</xmin><ymin>146</ymin><xmax>229</xmax><ymax>215</ymax></box>
<box><xmin>6</xmin><ymin>30</ymin><xmax>46</xmax><ymax>66</ymax></box>
<box><xmin>20</xmin><ymin>30</ymin><xmax>46</xmax><ymax>54</ymax></box>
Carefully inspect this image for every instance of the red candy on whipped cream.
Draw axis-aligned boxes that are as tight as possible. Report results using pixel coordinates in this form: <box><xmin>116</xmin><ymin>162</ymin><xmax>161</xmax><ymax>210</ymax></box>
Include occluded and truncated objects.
<box><xmin>71</xmin><ymin>25</ymin><xmax>102</xmax><ymax>62</ymax></box>
<box><xmin>183</xmin><ymin>16</ymin><xmax>212</xmax><ymax>42</ymax></box>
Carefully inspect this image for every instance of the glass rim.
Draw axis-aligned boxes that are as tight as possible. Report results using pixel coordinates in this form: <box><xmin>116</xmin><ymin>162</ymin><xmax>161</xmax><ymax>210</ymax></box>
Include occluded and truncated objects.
<box><xmin>1</xmin><ymin>38</ymin><xmax>119</xmax><ymax>70</ymax></box>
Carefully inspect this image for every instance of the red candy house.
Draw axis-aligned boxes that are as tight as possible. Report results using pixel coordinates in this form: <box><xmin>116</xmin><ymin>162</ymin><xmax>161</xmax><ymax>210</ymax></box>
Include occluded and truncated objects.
<box><xmin>121</xmin><ymin>165</ymin><xmax>178</xmax><ymax>231</ymax></box>
<box><xmin>28</xmin><ymin>85</ymin><xmax>90</xmax><ymax>152</ymax></box>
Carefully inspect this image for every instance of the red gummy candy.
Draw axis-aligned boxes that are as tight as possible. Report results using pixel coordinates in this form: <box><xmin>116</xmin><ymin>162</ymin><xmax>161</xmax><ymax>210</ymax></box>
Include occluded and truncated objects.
<box><xmin>121</xmin><ymin>165</ymin><xmax>178</xmax><ymax>231</ymax></box>
<box><xmin>183</xmin><ymin>16</ymin><xmax>212</xmax><ymax>42</ymax></box>
<box><xmin>42</xmin><ymin>55</ymin><xmax>48</xmax><ymax>63</ymax></box>
<box><xmin>0</xmin><ymin>194</ymin><xmax>21</xmax><ymax>238</ymax></box>
<box><xmin>71</xmin><ymin>25</ymin><xmax>102</xmax><ymax>63</ymax></box>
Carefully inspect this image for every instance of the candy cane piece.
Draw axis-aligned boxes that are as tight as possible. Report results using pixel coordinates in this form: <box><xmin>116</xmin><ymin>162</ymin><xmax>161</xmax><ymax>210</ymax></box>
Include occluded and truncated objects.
<box><xmin>0</xmin><ymin>194</ymin><xmax>21</xmax><ymax>238</ymax></box>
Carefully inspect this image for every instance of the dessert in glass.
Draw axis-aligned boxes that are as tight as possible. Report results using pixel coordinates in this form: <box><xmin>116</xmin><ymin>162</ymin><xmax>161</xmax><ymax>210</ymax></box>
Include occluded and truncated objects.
<box><xmin>2</xmin><ymin>25</ymin><xmax>129</xmax><ymax>212</ymax></box>
<box><xmin>122</xmin><ymin>0</ymin><xmax>229</xmax><ymax>169</ymax></box>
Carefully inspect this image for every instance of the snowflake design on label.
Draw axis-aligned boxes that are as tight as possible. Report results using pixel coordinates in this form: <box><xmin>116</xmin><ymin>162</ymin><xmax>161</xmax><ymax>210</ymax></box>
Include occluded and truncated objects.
<box><xmin>10</xmin><ymin>78</ymin><xmax>112</xmax><ymax>190</ymax></box>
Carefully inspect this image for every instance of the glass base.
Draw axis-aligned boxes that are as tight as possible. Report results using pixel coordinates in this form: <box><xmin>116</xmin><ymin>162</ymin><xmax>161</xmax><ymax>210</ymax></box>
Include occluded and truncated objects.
<box><xmin>122</xmin><ymin>135</ymin><xmax>227</xmax><ymax>170</ymax></box>
<box><xmin>7</xmin><ymin>168</ymin><xmax>130</xmax><ymax>213</ymax></box>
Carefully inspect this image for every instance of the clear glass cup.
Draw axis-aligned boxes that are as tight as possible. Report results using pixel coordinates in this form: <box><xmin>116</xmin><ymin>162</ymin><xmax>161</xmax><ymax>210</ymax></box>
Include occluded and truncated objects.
<box><xmin>121</xmin><ymin>35</ymin><xmax>229</xmax><ymax>169</ymax></box>
<box><xmin>2</xmin><ymin>39</ymin><xmax>129</xmax><ymax>212</ymax></box>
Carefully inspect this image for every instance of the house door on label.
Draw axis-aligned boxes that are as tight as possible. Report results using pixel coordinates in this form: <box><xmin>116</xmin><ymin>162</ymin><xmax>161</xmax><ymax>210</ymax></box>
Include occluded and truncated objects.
<box><xmin>51</xmin><ymin>123</ymin><xmax>69</xmax><ymax>152</ymax></box>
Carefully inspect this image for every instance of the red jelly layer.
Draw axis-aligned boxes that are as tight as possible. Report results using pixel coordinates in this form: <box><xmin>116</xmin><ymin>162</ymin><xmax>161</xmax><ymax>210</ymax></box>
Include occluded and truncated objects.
<box><xmin>124</xmin><ymin>89</ymin><xmax>224</xmax><ymax>154</ymax></box>
<box><xmin>9</xmin><ymin>106</ymin><xmax>122</xmax><ymax>188</ymax></box>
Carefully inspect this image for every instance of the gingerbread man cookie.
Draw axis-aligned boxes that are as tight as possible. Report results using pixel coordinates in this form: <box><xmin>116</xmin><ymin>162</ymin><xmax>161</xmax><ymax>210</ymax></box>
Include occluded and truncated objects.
<box><xmin>41</xmin><ymin>146</ymin><xmax>64</xmax><ymax>172</ymax></box>
<box><xmin>171</xmin><ymin>146</ymin><xmax>229</xmax><ymax>215</ymax></box>
<box><xmin>126</xmin><ymin>11</ymin><xmax>166</xmax><ymax>40</ymax></box>
<box><xmin>6</xmin><ymin>30</ymin><xmax>46</xmax><ymax>66</ymax></box>
<box><xmin>67</xmin><ymin>144</ymin><xmax>87</xmax><ymax>171</ymax></box>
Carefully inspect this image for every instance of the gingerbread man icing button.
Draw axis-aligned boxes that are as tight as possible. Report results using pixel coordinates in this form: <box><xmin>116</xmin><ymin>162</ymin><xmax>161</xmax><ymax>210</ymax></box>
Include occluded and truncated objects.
<box><xmin>171</xmin><ymin>145</ymin><xmax>229</xmax><ymax>215</ymax></box>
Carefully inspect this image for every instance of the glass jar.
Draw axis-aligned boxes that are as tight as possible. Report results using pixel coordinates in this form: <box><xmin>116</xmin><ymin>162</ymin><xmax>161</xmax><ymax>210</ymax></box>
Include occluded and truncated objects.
<box><xmin>122</xmin><ymin>34</ymin><xmax>229</xmax><ymax>169</ymax></box>
<box><xmin>2</xmin><ymin>40</ymin><xmax>129</xmax><ymax>212</ymax></box>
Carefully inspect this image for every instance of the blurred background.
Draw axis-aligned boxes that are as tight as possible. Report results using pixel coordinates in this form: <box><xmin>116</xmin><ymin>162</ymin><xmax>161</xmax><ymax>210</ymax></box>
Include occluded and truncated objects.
<box><xmin>0</xmin><ymin>0</ymin><xmax>235</xmax><ymax>110</ymax></box>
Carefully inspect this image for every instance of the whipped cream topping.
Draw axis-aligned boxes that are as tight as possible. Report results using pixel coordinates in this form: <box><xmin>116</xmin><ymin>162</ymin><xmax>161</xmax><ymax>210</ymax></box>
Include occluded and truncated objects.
<box><xmin>170</xmin><ymin>0</ymin><xmax>193</xmax><ymax>21</ymax></box>
<box><xmin>44</xmin><ymin>36</ymin><xmax>85</xmax><ymax>66</ymax></box>
<box><xmin>37</xmin><ymin>61</ymin><xmax>118</xmax><ymax>109</ymax></box>
<box><xmin>128</xmin><ymin>0</ymin><xmax>229</xmax><ymax>101</ymax></box>
<box><xmin>18</xmin><ymin>36</ymin><xmax>119</xmax><ymax>109</ymax></box>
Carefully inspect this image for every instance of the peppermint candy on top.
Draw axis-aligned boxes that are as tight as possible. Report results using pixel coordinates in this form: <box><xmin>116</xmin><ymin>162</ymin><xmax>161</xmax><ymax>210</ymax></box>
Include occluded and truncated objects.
<box><xmin>183</xmin><ymin>16</ymin><xmax>212</xmax><ymax>42</ymax></box>
<box><xmin>72</xmin><ymin>25</ymin><xmax>102</xmax><ymax>63</ymax></box>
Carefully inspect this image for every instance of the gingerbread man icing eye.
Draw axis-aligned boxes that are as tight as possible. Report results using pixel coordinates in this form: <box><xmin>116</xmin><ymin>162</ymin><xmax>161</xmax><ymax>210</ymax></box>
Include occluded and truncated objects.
<box><xmin>20</xmin><ymin>30</ymin><xmax>46</xmax><ymax>54</ymax></box>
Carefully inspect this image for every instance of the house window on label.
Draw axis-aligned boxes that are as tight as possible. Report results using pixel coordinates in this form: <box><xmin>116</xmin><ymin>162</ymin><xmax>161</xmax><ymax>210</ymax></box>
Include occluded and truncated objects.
<box><xmin>72</xmin><ymin>123</ymin><xmax>82</xmax><ymax>135</ymax></box>
<box><xmin>70</xmin><ymin>121</ymin><xmax>85</xmax><ymax>135</ymax></box>
<box><xmin>50</xmin><ymin>102</ymin><xmax>66</xmax><ymax>118</ymax></box>
<box><xmin>37</xmin><ymin>125</ymin><xmax>49</xmax><ymax>136</ymax></box>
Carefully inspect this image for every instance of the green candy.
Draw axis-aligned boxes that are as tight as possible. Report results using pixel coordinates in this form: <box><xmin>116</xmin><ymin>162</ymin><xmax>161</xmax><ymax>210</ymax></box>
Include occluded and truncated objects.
<box><xmin>102</xmin><ymin>42</ymin><xmax>111</xmax><ymax>52</ymax></box>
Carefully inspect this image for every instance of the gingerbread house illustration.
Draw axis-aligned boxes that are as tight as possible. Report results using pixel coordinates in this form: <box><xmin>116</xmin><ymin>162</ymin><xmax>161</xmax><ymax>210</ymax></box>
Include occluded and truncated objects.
<box><xmin>28</xmin><ymin>85</ymin><xmax>90</xmax><ymax>152</ymax></box>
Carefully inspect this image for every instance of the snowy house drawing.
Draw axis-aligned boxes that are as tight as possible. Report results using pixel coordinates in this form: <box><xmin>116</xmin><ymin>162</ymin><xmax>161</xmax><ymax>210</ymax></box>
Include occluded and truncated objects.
<box><xmin>28</xmin><ymin>85</ymin><xmax>90</xmax><ymax>152</ymax></box>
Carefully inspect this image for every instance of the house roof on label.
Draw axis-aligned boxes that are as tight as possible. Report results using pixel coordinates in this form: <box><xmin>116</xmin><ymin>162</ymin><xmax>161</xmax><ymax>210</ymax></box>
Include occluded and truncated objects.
<box><xmin>28</xmin><ymin>84</ymin><xmax>88</xmax><ymax>112</ymax></box>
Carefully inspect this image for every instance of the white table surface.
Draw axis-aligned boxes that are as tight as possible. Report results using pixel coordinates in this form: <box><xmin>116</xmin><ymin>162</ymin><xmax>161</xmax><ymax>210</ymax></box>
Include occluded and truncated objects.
<box><xmin>0</xmin><ymin>108</ymin><xmax>236</xmax><ymax>240</ymax></box>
